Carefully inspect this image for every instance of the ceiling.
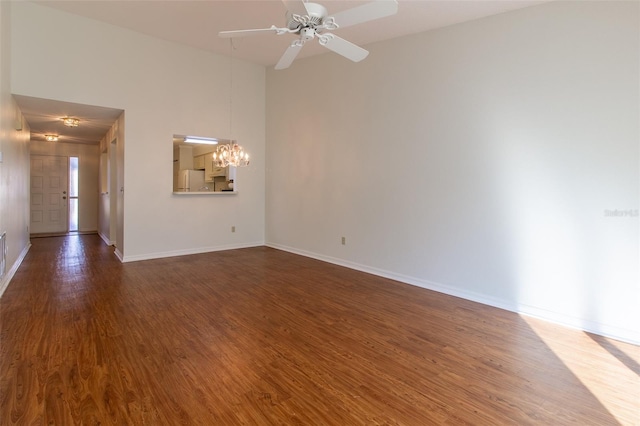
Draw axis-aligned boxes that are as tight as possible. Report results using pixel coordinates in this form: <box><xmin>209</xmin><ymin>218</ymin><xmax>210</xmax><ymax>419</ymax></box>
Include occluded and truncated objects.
<box><xmin>18</xmin><ymin>0</ymin><xmax>546</xmax><ymax>144</ymax></box>
<box><xmin>14</xmin><ymin>95</ymin><xmax>123</xmax><ymax>145</ymax></box>
<box><xmin>36</xmin><ymin>0</ymin><xmax>546</xmax><ymax>66</ymax></box>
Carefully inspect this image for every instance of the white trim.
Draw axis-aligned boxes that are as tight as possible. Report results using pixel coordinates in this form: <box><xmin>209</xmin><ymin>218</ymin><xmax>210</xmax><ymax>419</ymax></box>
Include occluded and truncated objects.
<box><xmin>98</xmin><ymin>231</ymin><xmax>113</xmax><ymax>246</ymax></box>
<box><xmin>114</xmin><ymin>247</ymin><xmax>124</xmax><ymax>262</ymax></box>
<box><xmin>0</xmin><ymin>242</ymin><xmax>32</xmax><ymax>298</ymax></box>
<box><xmin>514</xmin><ymin>306</ymin><xmax>640</xmax><ymax>346</ymax></box>
<box><xmin>120</xmin><ymin>241</ymin><xmax>265</xmax><ymax>263</ymax></box>
<box><xmin>266</xmin><ymin>242</ymin><xmax>640</xmax><ymax>345</ymax></box>
<box><xmin>172</xmin><ymin>191</ymin><xmax>237</xmax><ymax>196</ymax></box>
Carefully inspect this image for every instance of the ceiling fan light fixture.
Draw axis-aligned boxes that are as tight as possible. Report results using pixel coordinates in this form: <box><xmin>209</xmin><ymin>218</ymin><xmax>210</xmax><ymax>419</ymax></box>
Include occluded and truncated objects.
<box><xmin>45</xmin><ymin>134</ymin><xmax>59</xmax><ymax>142</ymax></box>
<box><xmin>62</xmin><ymin>117</ymin><xmax>80</xmax><ymax>127</ymax></box>
<box><xmin>218</xmin><ymin>0</ymin><xmax>398</xmax><ymax>70</ymax></box>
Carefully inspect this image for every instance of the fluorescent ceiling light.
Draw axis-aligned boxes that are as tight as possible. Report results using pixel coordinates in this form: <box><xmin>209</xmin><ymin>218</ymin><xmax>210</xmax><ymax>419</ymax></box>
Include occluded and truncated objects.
<box><xmin>184</xmin><ymin>136</ymin><xmax>218</xmax><ymax>145</ymax></box>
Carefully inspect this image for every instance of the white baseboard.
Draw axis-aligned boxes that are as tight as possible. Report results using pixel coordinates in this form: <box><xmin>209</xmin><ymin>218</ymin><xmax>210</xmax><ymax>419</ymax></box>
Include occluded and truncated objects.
<box><xmin>98</xmin><ymin>231</ymin><xmax>114</xmax><ymax>246</ymax></box>
<box><xmin>119</xmin><ymin>241</ymin><xmax>265</xmax><ymax>263</ymax></box>
<box><xmin>266</xmin><ymin>242</ymin><xmax>639</xmax><ymax>345</ymax></box>
<box><xmin>78</xmin><ymin>228</ymin><xmax>98</xmax><ymax>234</ymax></box>
<box><xmin>114</xmin><ymin>247</ymin><xmax>124</xmax><ymax>262</ymax></box>
<box><xmin>0</xmin><ymin>242</ymin><xmax>32</xmax><ymax>298</ymax></box>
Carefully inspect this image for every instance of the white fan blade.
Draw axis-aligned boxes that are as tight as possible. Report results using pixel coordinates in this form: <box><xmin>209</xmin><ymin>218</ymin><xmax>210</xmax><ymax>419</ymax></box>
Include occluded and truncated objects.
<box><xmin>320</xmin><ymin>35</ymin><xmax>369</xmax><ymax>63</ymax></box>
<box><xmin>281</xmin><ymin>0</ymin><xmax>309</xmax><ymax>17</ymax></box>
<box><xmin>219</xmin><ymin>26</ymin><xmax>283</xmax><ymax>38</ymax></box>
<box><xmin>275</xmin><ymin>42</ymin><xmax>304</xmax><ymax>70</ymax></box>
<box><xmin>330</xmin><ymin>0</ymin><xmax>398</xmax><ymax>28</ymax></box>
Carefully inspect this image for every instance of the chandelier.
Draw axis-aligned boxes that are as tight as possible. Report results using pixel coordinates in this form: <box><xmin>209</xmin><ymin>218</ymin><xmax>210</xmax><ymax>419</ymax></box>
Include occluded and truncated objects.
<box><xmin>213</xmin><ymin>142</ymin><xmax>249</xmax><ymax>167</ymax></box>
<box><xmin>218</xmin><ymin>38</ymin><xmax>250</xmax><ymax>169</ymax></box>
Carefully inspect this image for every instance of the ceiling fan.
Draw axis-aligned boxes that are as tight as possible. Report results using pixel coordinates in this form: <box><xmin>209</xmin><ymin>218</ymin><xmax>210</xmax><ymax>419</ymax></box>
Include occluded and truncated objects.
<box><xmin>218</xmin><ymin>0</ymin><xmax>398</xmax><ymax>70</ymax></box>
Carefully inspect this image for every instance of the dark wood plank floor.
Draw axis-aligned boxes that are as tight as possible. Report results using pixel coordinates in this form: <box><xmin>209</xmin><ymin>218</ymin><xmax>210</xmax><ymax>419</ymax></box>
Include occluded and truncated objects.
<box><xmin>1</xmin><ymin>235</ymin><xmax>638</xmax><ymax>425</ymax></box>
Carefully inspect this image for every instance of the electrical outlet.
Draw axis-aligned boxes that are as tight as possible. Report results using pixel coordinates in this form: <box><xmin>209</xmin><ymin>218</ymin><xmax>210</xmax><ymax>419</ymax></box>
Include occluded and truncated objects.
<box><xmin>231</xmin><ymin>226</ymin><xmax>236</xmax><ymax>233</ymax></box>
<box><xmin>341</xmin><ymin>236</ymin><xmax>346</xmax><ymax>245</ymax></box>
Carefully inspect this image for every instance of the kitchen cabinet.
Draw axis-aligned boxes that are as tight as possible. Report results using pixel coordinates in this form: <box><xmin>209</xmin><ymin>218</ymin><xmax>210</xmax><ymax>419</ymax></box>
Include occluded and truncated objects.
<box><xmin>211</xmin><ymin>166</ymin><xmax>228</xmax><ymax>178</ymax></box>
<box><xmin>205</xmin><ymin>158</ymin><xmax>228</xmax><ymax>182</ymax></box>
<box><xmin>174</xmin><ymin>145</ymin><xmax>194</xmax><ymax>170</ymax></box>
<box><xmin>193</xmin><ymin>154</ymin><xmax>205</xmax><ymax>170</ymax></box>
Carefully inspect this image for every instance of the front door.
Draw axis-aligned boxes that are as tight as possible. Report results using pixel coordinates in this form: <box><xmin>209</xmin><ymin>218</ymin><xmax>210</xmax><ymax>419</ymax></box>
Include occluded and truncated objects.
<box><xmin>30</xmin><ymin>155</ymin><xmax>68</xmax><ymax>234</ymax></box>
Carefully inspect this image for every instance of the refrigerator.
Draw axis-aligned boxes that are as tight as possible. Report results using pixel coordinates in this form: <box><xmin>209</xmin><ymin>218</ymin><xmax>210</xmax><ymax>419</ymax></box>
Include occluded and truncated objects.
<box><xmin>178</xmin><ymin>170</ymin><xmax>206</xmax><ymax>192</ymax></box>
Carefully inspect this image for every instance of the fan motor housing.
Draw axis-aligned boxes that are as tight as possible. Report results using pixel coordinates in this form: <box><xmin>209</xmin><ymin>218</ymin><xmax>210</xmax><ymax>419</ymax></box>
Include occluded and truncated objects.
<box><xmin>300</xmin><ymin>27</ymin><xmax>315</xmax><ymax>41</ymax></box>
<box><xmin>286</xmin><ymin>2</ymin><xmax>328</xmax><ymax>30</ymax></box>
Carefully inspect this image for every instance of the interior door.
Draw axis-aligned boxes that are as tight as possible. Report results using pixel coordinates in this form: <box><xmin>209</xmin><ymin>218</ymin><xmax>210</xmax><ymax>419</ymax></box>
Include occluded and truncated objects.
<box><xmin>30</xmin><ymin>155</ymin><xmax>69</xmax><ymax>234</ymax></box>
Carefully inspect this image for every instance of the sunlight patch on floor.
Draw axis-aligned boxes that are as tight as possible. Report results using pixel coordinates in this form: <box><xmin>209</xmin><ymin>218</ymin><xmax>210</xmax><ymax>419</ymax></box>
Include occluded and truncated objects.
<box><xmin>522</xmin><ymin>315</ymin><xmax>640</xmax><ymax>425</ymax></box>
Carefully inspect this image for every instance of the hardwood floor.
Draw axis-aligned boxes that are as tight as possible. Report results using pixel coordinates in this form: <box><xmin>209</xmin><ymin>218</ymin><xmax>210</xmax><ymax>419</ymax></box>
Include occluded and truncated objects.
<box><xmin>1</xmin><ymin>235</ymin><xmax>638</xmax><ymax>425</ymax></box>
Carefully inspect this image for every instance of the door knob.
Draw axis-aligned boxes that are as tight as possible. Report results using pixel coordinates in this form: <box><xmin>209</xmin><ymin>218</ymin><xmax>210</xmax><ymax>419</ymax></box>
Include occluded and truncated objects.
<box><xmin>62</xmin><ymin>196</ymin><xmax>67</xmax><ymax>200</ymax></box>
<box><xmin>63</xmin><ymin>191</ymin><xmax>67</xmax><ymax>194</ymax></box>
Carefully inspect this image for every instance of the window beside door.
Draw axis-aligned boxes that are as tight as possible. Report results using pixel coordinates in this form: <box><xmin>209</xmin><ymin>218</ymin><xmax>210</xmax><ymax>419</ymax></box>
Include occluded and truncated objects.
<box><xmin>69</xmin><ymin>156</ymin><xmax>79</xmax><ymax>232</ymax></box>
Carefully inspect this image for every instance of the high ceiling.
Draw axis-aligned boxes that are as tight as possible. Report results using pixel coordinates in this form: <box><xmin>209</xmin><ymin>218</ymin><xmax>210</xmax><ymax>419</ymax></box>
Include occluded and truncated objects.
<box><xmin>18</xmin><ymin>0</ymin><xmax>547</xmax><ymax>144</ymax></box>
<box><xmin>35</xmin><ymin>0</ymin><xmax>546</xmax><ymax>67</ymax></box>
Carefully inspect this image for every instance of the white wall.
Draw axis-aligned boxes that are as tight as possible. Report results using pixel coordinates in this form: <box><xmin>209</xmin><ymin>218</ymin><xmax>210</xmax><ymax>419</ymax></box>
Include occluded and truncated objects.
<box><xmin>266</xmin><ymin>1</ymin><xmax>639</xmax><ymax>343</ymax></box>
<box><xmin>30</xmin><ymin>141</ymin><xmax>100</xmax><ymax>233</ymax></box>
<box><xmin>0</xmin><ymin>1</ymin><xmax>31</xmax><ymax>297</ymax></box>
<box><xmin>10</xmin><ymin>2</ymin><xmax>266</xmax><ymax>261</ymax></box>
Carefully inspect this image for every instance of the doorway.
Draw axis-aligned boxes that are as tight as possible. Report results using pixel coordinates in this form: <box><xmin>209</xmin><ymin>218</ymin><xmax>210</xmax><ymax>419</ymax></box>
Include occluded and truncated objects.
<box><xmin>15</xmin><ymin>95</ymin><xmax>124</xmax><ymax>248</ymax></box>
<box><xmin>109</xmin><ymin>138</ymin><xmax>117</xmax><ymax>244</ymax></box>
<box><xmin>30</xmin><ymin>155</ymin><xmax>69</xmax><ymax>234</ymax></box>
